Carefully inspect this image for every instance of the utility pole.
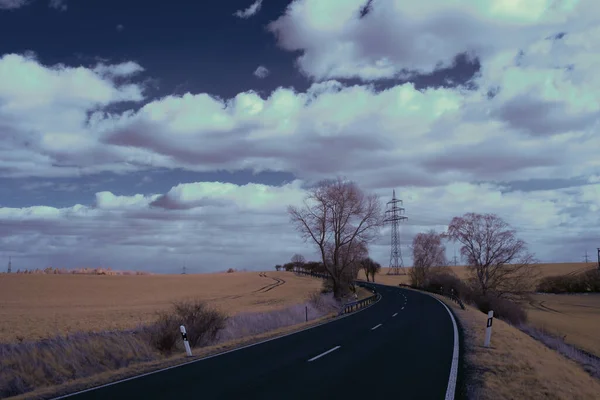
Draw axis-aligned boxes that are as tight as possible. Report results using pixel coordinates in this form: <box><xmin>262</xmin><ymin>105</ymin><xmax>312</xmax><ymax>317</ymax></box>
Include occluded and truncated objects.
<box><xmin>384</xmin><ymin>190</ymin><xmax>408</xmax><ymax>275</ymax></box>
<box><xmin>7</xmin><ymin>256</ymin><xmax>11</xmax><ymax>273</ymax></box>
<box><xmin>583</xmin><ymin>250</ymin><xmax>590</xmax><ymax>263</ymax></box>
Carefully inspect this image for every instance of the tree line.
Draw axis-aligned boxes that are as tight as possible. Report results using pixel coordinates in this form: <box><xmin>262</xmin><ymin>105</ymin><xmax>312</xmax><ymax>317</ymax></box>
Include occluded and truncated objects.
<box><xmin>285</xmin><ymin>176</ymin><xmax>541</xmax><ymax>310</ymax></box>
<box><xmin>275</xmin><ymin>253</ymin><xmax>381</xmax><ymax>283</ymax></box>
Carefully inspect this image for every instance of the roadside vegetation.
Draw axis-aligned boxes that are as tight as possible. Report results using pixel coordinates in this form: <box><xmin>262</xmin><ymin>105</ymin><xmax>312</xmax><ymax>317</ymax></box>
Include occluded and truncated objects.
<box><xmin>537</xmin><ymin>269</ymin><xmax>600</xmax><ymax>293</ymax></box>
<box><xmin>406</xmin><ymin>211</ymin><xmax>600</xmax><ymax>394</ymax></box>
<box><xmin>0</xmin><ymin>292</ymin><xmax>340</xmax><ymax>399</ymax></box>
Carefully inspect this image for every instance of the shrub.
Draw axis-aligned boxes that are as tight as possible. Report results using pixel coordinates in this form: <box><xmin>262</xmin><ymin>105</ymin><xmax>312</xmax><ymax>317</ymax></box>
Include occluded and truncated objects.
<box><xmin>172</xmin><ymin>300</ymin><xmax>227</xmax><ymax>347</ymax></box>
<box><xmin>148</xmin><ymin>299</ymin><xmax>227</xmax><ymax>353</ymax></box>
<box><xmin>537</xmin><ymin>270</ymin><xmax>600</xmax><ymax>293</ymax></box>
<box><xmin>473</xmin><ymin>294</ymin><xmax>527</xmax><ymax>325</ymax></box>
<box><xmin>148</xmin><ymin>314</ymin><xmax>180</xmax><ymax>354</ymax></box>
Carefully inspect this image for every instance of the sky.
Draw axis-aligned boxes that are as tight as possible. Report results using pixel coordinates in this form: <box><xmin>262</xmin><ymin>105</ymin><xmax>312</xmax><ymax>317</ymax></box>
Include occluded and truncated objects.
<box><xmin>0</xmin><ymin>0</ymin><xmax>599</xmax><ymax>273</ymax></box>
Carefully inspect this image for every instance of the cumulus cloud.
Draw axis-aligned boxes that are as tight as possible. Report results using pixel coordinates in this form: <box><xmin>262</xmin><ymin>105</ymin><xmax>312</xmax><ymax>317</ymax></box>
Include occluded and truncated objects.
<box><xmin>267</xmin><ymin>0</ymin><xmax>598</xmax><ymax>81</ymax></box>
<box><xmin>0</xmin><ymin>53</ymin><xmax>149</xmax><ymax>178</ymax></box>
<box><xmin>253</xmin><ymin>65</ymin><xmax>269</xmax><ymax>78</ymax></box>
<box><xmin>233</xmin><ymin>0</ymin><xmax>262</xmax><ymax>19</ymax></box>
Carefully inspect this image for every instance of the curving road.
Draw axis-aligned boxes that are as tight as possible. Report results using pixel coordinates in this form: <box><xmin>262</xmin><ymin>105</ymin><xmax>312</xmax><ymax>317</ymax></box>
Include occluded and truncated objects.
<box><xmin>55</xmin><ymin>283</ymin><xmax>459</xmax><ymax>400</ymax></box>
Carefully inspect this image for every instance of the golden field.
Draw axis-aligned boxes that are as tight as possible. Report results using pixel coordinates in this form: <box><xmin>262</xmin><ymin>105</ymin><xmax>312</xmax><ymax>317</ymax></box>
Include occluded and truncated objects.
<box><xmin>525</xmin><ymin>293</ymin><xmax>600</xmax><ymax>358</ymax></box>
<box><xmin>0</xmin><ymin>271</ymin><xmax>322</xmax><ymax>343</ymax></box>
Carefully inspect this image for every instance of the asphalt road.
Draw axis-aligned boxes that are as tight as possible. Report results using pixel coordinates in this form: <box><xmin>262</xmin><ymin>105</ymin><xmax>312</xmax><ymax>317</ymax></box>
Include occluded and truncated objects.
<box><xmin>57</xmin><ymin>283</ymin><xmax>459</xmax><ymax>400</ymax></box>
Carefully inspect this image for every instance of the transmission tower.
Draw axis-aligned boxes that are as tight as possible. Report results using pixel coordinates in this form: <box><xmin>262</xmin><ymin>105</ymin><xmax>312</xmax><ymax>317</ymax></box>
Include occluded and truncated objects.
<box><xmin>583</xmin><ymin>250</ymin><xmax>590</xmax><ymax>263</ymax></box>
<box><xmin>452</xmin><ymin>248</ymin><xmax>459</xmax><ymax>266</ymax></box>
<box><xmin>384</xmin><ymin>190</ymin><xmax>408</xmax><ymax>275</ymax></box>
<box><xmin>7</xmin><ymin>256</ymin><xmax>11</xmax><ymax>274</ymax></box>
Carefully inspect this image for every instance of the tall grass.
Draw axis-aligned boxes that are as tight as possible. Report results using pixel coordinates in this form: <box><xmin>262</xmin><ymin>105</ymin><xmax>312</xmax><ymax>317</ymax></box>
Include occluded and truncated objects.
<box><xmin>0</xmin><ymin>330</ymin><xmax>156</xmax><ymax>398</ymax></box>
<box><xmin>0</xmin><ymin>293</ymin><xmax>339</xmax><ymax>398</ymax></box>
<box><xmin>215</xmin><ymin>293</ymin><xmax>339</xmax><ymax>343</ymax></box>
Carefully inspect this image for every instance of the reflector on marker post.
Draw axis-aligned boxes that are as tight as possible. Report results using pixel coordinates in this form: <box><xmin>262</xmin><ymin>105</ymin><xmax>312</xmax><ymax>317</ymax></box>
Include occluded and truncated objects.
<box><xmin>180</xmin><ymin>325</ymin><xmax>193</xmax><ymax>357</ymax></box>
<box><xmin>484</xmin><ymin>311</ymin><xmax>494</xmax><ymax>348</ymax></box>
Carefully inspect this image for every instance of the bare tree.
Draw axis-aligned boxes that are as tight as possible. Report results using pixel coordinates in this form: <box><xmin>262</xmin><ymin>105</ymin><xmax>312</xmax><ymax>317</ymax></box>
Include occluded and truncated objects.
<box><xmin>290</xmin><ymin>253</ymin><xmax>306</xmax><ymax>272</ymax></box>
<box><xmin>409</xmin><ymin>230</ymin><xmax>448</xmax><ymax>287</ymax></box>
<box><xmin>444</xmin><ymin>213</ymin><xmax>539</xmax><ymax>299</ymax></box>
<box><xmin>288</xmin><ymin>177</ymin><xmax>383</xmax><ymax>298</ymax></box>
<box><xmin>361</xmin><ymin>257</ymin><xmax>382</xmax><ymax>282</ymax></box>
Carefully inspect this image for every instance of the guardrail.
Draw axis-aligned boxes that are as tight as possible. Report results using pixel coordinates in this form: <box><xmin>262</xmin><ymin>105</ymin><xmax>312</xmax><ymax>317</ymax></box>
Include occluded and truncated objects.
<box><xmin>338</xmin><ymin>291</ymin><xmax>379</xmax><ymax>316</ymax></box>
<box><xmin>293</xmin><ymin>270</ymin><xmax>380</xmax><ymax>315</ymax></box>
<box><xmin>398</xmin><ymin>283</ymin><xmax>465</xmax><ymax>310</ymax></box>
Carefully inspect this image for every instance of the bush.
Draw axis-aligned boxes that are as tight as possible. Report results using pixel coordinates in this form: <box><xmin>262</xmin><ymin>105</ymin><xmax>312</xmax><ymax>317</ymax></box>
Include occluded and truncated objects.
<box><xmin>171</xmin><ymin>300</ymin><xmax>228</xmax><ymax>347</ymax></box>
<box><xmin>148</xmin><ymin>314</ymin><xmax>180</xmax><ymax>354</ymax></box>
<box><xmin>149</xmin><ymin>299</ymin><xmax>227</xmax><ymax>353</ymax></box>
<box><xmin>473</xmin><ymin>294</ymin><xmax>527</xmax><ymax>325</ymax></box>
<box><xmin>537</xmin><ymin>269</ymin><xmax>600</xmax><ymax>293</ymax></box>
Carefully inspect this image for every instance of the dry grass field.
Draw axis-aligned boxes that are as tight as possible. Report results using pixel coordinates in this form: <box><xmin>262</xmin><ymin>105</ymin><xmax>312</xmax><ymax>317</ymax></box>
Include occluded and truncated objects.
<box><xmin>525</xmin><ymin>293</ymin><xmax>600</xmax><ymax>358</ymax></box>
<box><xmin>0</xmin><ymin>271</ymin><xmax>322</xmax><ymax>343</ymax></box>
<box><xmin>434</xmin><ymin>292</ymin><xmax>600</xmax><ymax>400</ymax></box>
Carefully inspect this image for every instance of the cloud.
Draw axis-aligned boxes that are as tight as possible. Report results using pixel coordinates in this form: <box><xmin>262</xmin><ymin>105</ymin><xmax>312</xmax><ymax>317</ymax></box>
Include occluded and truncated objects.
<box><xmin>49</xmin><ymin>0</ymin><xmax>66</xmax><ymax>11</ymax></box>
<box><xmin>0</xmin><ymin>53</ymin><xmax>148</xmax><ymax>178</ymax></box>
<box><xmin>1</xmin><ymin>0</ymin><xmax>600</xmax><ymax>269</ymax></box>
<box><xmin>1</xmin><ymin>180</ymin><xmax>598</xmax><ymax>272</ymax></box>
<box><xmin>266</xmin><ymin>0</ymin><xmax>598</xmax><ymax>81</ymax></box>
<box><xmin>116</xmin><ymin>24</ymin><xmax>125</xmax><ymax>32</ymax></box>
<box><xmin>253</xmin><ymin>65</ymin><xmax>269</xmax><ymax>78</ymax></box>
<box><xmin>233</xmin><ymin>0</ymin><xmax>262</xmax><ymax>19</ymax></box>
<box><xmin>93</xmin><ymin>61</ymin><xmax>144</xmax><ymax>78</ymax></box>
<box><xmin>0</xmin><ymin>0</ymin><xmax>28</xmax><ymax>9</ymax></box>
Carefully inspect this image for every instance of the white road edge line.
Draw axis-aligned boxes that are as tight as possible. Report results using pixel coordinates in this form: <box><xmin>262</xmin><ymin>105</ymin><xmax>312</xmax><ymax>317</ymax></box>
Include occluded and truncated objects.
<box><xmin>429</xmin><ymin>295</ymin><xmax>459</xmax><ymax>400</ymax></box>
<box><xmin>51</xmin><ymin>287</ymin><xmax>383</xmax><ymax>399</ymax></box>
<box><xmin>392</xmin><ymin>313</ymin><xmax>398</xmax><ymax>317</ymax></box>
<box><xmin>307</xmin><ymin>345</ymin><xmax>341</xmax><ymax>362</ymax></box>
<box><xmin>371</xmin><ymin>323</ymin><xmax>382</xmax><ymax>330</ymax></box>
<box><xmin>401</xmin><ymin>307</ymin><xmax>404</xmax><ymax>310</ymax></box>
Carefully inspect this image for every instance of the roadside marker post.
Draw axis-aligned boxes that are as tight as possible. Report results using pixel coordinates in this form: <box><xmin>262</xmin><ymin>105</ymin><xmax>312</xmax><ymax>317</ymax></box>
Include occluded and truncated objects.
<box><xmin>180</xmin><ymin>325</ymin><xmax>193</xmax><ymax>357</ymax></box>
<box><xmin>484</xmin><ymin>311</ymin><xmax>494</xmax><ymax>348</ymax></box>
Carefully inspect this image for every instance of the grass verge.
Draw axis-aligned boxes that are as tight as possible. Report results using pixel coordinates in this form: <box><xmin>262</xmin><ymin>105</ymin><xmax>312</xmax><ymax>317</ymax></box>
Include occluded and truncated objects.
<box><xmin>431</xmin><ymin>292</ymin><xmax>600</xmax><ymax>400</ymax></box>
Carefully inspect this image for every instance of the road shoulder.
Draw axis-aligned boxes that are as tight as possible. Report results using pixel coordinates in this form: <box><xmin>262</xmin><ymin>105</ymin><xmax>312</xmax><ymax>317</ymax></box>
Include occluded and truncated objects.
<box><xmin>433</xmin><ymin>293</ymin><xmax>600</xmax><ymax>400</ymax></box>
